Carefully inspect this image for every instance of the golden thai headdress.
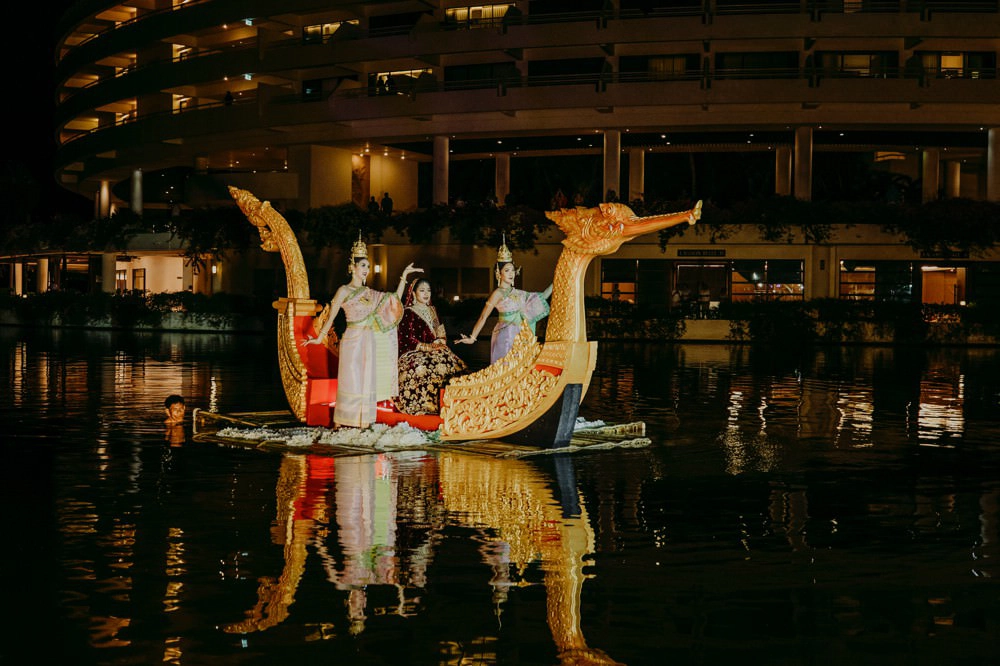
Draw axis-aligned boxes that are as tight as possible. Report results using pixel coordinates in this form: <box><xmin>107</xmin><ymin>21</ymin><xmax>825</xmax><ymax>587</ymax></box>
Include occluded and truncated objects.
<box><xmin>495</xmin><ymin>233</ymin><xmax>519</xmax><ymax>285</ymax></box>
<box><xmin>496</xmin><ymin>233</ymin><xmax>513</xmax><ymax>264</ymax></box>
<box><xmin>347</xmin><ymin>231</ymin><xmax>368</xmax><ymax>276</ymax></box>
<box><xmin>350</xmin><ymin>231</ymin><xmax>368</xmax><ymax>260</ymax></box>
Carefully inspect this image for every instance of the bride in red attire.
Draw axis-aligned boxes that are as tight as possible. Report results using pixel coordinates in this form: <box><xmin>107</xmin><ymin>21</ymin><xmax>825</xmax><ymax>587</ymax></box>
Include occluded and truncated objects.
<box><xmin>396</xmin><ymin>278</ymin><xmax>467</xmax><ymax>415</ymax></box>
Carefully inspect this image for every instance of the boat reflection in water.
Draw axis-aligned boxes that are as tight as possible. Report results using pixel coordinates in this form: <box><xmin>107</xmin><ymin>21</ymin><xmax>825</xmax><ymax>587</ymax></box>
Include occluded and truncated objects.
<box><xmin>222</xmin><ymin>450</ymin><xmax>620</xmax><ymax>665</ymax></box>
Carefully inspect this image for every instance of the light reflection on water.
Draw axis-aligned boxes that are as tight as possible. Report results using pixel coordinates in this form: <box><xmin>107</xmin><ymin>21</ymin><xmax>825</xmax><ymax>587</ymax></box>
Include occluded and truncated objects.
<box><xmin>4</xmin><ymin>329</ymin><xmax>1000</xmax><ymax>664</ymax></box>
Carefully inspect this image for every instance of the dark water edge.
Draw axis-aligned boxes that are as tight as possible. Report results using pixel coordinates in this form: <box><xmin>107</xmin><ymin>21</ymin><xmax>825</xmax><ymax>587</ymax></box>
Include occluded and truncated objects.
<box><xmin>3</xmin><ymin>330</ymin><xmax>1000</xmax><ymax>665</ymax></box>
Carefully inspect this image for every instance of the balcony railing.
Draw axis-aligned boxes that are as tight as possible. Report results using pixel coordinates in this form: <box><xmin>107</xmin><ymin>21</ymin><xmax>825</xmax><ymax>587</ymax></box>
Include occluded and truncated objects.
<box><xmin>59</xmin><ymin>0</ymin><xmax>1000</xmax><ymax>63</ymax></box>
<box><xmin>60</xmin><ymin>42</ymin><xmax>255</xmax><ymax>105</ymax></box>
<box><xmin>58</xmin><ymin>61</ymin><xmax>999</xmax><ymax>143</ymax></box>
<box><xmin>63</xmin><ymin>0</ymin><xmax>215</xmax><ymax>56</ymax></box>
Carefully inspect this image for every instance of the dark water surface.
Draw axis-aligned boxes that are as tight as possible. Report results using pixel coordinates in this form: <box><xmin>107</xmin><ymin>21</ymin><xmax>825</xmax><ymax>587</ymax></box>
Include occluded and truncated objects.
<box><xmin>3</xmin><ymin>328</ymin><xmax>1000</xmax><ymax>665</ymax></box>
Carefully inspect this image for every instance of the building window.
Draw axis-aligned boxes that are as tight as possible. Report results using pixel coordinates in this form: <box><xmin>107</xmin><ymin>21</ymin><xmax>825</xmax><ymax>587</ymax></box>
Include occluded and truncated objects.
<box><xmin>444</xmin><ymin>62</ymin><xmax>520</xmax><ymax>89</ymax></box>
<box><xmin>715</xmin><ymin>52</ymin><xmax>799</xmax><ymax>79</ymax></box>
<box><xmin>839</xmin><ymin>261</ymin><xmax>913</xmax><ymax>302</ymax></box>
<box><xmin>816</xmin><ymin>52</ymin><xmax>897</xmax><ymax>78</ymax></box>
<box><xmin>918</xmin><ymin>52</ymin><xmax>996</xmax><ymax>79</ymax></box>
<box><xmin>369</xmin><ymin>68</ymin><xmax>432</xmax><ymax>95</ymax></box>
<box><xmin>732</xmin><ymin>260</ymin><xmax>804</xmax><ymax>301</ymax></box>
<box><xmin>173</xmin><ymin>94</ymin><xmax>193</xmax><ymax>113</ymax></box>
<box><xmin>115</xmin><ymin>269</ymin><xmax>128</xmax><ymax>293</ymax></box>
<box><xmin>619</xmin><ymin>55</ymin><xmax>700</xmax><ymax>82</ymax></box>
<box><xmin>600</xmin><ymin>259</ymin><xmax>637</xmax><ymax>303</ymax></box>
<box><xmin>921</xmin><ymin>265</ymin><xmax>965</xmax><ymax>306</ymax></box>
<box><xmin>132</xmin><ymin>268</ymin><xmax>146</xmax><ymax>294</ymax></box>
<box><xmin>302</xmin><ymin>20</ymin><xmax>359</xmax><ymax>44</ymax></box>
<box><xmin>967</xmin><ymin>264</ymin><xmax>1000</xmax><ymax>306</ymax></box>
<box><xmin>674</xmin><ymin>262</ymin><xmax>729</xmax><ymax>317</ymax></box>
<box><xmin>445</xmin><ymin>5</ymin><xmax>513</xmax><ymax>29</ymax></box>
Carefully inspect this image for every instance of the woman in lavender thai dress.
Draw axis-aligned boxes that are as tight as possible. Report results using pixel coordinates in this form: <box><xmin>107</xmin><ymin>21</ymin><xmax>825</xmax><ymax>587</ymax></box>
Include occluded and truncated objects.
<box><xmin>455</xmin><ymin>237</ymin><xmax>552</xmax><ymax>364</ymax></box>
<box><xmin>303</xmin><ymin>234</ymin><xmax>422</xmax><ymax>428</ymax></box>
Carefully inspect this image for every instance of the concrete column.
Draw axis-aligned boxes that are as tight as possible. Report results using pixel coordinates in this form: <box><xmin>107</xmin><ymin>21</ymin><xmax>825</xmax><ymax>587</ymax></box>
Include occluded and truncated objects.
<box><xmin>209</xmin><ymin>261</ymin><xmax>220</xmax><ymax>296</ymax></box>
<box><xmin>628</xmin><ymin>148</ymin><xmax>645</xmax><ymax>202</ymax></box>
<box><xmin>944</xmin><ymin>161</ymin><xmax>961</xmax><ymax>199</ymax></box>
<box><xmin>36</xmin><ymin>258</ymin><xmax>49</xmax><ymax>293</ymax></box>
<box><xmin>433</xmin><ymin>135</ymin><xmax>449</xmax><ymax>205</ymax></box>
<box><xmin>922</xmin><ymin>148</ymin><xmax>940</xmax><ymax>203</ymax></box>
<box><xmin>130</xmin><ymin>169</ymin><xmax>143</xmax><ymax>213</ymax></box>
<box><xmin>988</xmin><ymin>128</ymin><xmax>1000</xmax><ymax>202</ymax></box>
<box><xmin>183</xmin><ymin>262</ymin><xmax>195</xmax><ymax>293</ymax></box>
<box><xmin>603</xmin><ymin>129</ymin><xmax>621</xmax><ymax>201</ymax></box>
<box><xmin>98</xmin><ymin>180</ymin><xmax>112</xmax><ymax>218</ymax></box>
<box><xmin>775</xmin><ymin>146</ymin><xmax>792</xmax><ymax>196</ymax></box>
<box><xmin>793</xmin><ymin>127</ymin><xmax>813</xmax><ymax>201</ymax></box>
<box><xmin>101</xmin><ymin>254</ymin><xmax>117</xmax><ymax>293</ymax></box>
<box><xmin>808</xmin><ymin>246</ymin><xmax>833</xmax><ymax>299</ymax></box>
<box><xmin>13</xmin><ymin>262</ymin><xmax>23</xmax><ymax>296</ymax></box>
<box><xmin>495</xmin><ymin>153</ymin><xmax>510</xmax><ymax>205</ymax></box>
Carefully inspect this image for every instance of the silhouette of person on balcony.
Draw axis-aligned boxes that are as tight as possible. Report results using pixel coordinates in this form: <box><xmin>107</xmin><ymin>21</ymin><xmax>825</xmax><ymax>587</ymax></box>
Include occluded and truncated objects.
<box><xmin>380</xmin><ymin>192</ymin><xmax>394</xmax><ymax>216</ymax></box>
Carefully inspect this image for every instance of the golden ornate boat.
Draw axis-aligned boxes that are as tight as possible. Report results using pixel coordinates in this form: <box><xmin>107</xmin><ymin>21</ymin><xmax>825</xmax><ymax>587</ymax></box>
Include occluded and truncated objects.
<box><xmin>227</xmin><ymin>186</ymin><xmax>700</xmax><ymax>448</ymax></box>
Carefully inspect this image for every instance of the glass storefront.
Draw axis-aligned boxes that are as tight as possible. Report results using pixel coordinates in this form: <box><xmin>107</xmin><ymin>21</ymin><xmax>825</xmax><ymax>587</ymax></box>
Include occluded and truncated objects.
<box><xmin>839</xmin><ymin>260</ymin><xmax>914</xmax><ymax>302</ymax></box>
<box><xmin>841</xmin><ymin>261</ymin><xmax>1000</xmax><ymax>306</ymax></box>
<box><xmin>600</xmin><ymin>258</ymin><xmax>806</xmax><ymax>316</ymax></box>
<box><xmin>730</xmin><ymin>260</ymin><xmax>804</xmax><ymax>302</ymax></box>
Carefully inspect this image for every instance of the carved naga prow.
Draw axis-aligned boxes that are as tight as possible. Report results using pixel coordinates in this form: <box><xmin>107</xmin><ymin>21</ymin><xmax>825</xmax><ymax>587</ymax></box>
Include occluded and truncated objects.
<box><xmin>438</xmin><ymin>201</ymin><xmax>700</xmax><ymax>444</ymax></box>
<box><xmin>229</xmin><ymin>186</ymin><xmax>338</xmax><ymax>423</ymax></box>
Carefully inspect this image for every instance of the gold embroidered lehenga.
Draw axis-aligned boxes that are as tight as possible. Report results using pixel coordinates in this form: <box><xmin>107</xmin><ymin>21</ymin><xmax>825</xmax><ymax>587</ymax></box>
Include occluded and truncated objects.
<box><xmin>396</xmin><ymin>297</ymin><xmax>466</xmax><ymax>415</ymax></box>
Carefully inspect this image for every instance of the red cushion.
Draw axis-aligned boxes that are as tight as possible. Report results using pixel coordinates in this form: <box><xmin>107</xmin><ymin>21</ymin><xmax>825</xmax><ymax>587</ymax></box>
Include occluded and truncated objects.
<box><xmin>306</xmin><ymin>402</ymin><xmax>333</xmax><ymax>427</ymax></box>
<box><xmin>295</xmin><ymin>316</ymin><xmax>337</xmax><ymax>378</ymax></box>
<box><xmin>307</xmin><ymin>378</ymin><xmax>338</xmax><ymax>405</ymax></box>
<box><xmin>376</xmin><ymin>408</ymin><xmax>443</xmax><ymax>432</ymax></box>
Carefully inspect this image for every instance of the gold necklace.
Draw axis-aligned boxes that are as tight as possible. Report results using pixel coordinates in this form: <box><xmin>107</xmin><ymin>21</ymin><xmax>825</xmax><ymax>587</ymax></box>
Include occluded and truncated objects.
<box><xmin>410</xmin><ymin>303</ymin><xmax>436</xmax><ymax>329</ymax></box>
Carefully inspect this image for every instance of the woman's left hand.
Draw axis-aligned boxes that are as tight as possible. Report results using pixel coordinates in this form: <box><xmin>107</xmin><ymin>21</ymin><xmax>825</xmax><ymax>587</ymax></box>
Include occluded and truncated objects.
<box><xmin>401</xmin><ymin>263</ymin><xmax>423</xmax><ymax>280</ymax></box>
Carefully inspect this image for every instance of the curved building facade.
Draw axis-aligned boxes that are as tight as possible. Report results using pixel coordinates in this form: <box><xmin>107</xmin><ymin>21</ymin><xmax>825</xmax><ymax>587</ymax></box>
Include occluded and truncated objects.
<box><xmin>48</xmin><ymin>0</ymin><xmax>1000</xmax><ymax>308</ymax></box>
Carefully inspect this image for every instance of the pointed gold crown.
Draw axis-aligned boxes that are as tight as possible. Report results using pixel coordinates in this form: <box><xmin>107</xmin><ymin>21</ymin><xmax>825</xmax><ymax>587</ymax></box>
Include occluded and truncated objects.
<box><xmin>496</xmin><ymin>233</ymin><xmax>513</xmax><ymax>264</ymax></box>
<box><xmin>350</xmin><ymin>231</ymin><xmax>368</xmax><ymax>260</ymax></box>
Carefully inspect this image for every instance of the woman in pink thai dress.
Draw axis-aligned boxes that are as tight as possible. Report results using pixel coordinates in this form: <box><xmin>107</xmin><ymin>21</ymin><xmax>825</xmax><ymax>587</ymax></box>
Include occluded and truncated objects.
<box><xmin>304</xmin><ymin>235</ymin><xmax>422</xmax><ymax>428</ymax></box>
<box><xmin>455</xmin><ymin>237</ymin><xmax>552</xmax><ymax>364</ymax></box>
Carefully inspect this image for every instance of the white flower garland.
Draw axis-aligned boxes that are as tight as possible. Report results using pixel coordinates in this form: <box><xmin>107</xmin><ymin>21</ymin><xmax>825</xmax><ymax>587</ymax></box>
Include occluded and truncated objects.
<box><xmin>216</xmin><ymin>422</ymin><xmax>435</xmax><ymax>450</ymax></box>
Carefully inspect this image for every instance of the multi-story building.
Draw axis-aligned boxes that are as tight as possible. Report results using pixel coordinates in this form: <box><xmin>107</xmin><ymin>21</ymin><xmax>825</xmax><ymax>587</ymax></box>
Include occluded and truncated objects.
<box><xmin>31</xmin><ymin>0</ymin><xmax>1000</xmax><ymax>311</ymax></box>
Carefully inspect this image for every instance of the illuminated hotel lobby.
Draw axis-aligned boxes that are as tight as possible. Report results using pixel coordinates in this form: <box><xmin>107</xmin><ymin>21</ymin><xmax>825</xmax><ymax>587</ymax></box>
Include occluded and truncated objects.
<box><xmin>32</xmin><ymin>0</ymin><xmax>1000</xmax><ymax>309</ymax></box>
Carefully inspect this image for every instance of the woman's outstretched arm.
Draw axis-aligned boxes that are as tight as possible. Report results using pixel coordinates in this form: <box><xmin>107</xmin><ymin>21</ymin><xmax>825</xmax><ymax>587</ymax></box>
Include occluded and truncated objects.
<box><xmin>455</xmin><ymin>290</ymin><xmax>501</xmax><ymax>344</ymax></box>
